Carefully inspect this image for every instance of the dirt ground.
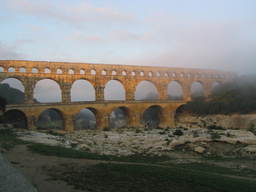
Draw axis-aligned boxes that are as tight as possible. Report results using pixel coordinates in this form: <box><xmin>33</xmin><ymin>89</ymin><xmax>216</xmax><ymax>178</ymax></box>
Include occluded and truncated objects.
<box><xmin>2</xmin><ymin>145</ymin><xmax>103</xmax><ymax>192</ymax></box>
<box><xmin>2</xmin><ymin>144</ymin><xmax>256</xmax><ymax>192</ymax></box>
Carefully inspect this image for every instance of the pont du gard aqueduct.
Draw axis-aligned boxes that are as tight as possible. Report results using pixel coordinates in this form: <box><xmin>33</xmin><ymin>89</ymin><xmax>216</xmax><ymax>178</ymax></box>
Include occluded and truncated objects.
<box><xmin>0</xmin><ymin>60</ymin><xmax>235</xmax><ymax>131</ymax></box>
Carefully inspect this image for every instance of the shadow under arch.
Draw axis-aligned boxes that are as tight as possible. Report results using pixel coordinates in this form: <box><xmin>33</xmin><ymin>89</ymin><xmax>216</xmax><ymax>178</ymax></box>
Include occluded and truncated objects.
<box><xmin>109</xmin><ymin>106</ymin><xmax>130</xmax><ymax>129</ymax></box>
<box><xmin>71</xmin><ymin>79</ymin><xmax>96</xmax><ymax>102</ymax></box>
<box><xmin>37</xmin><ymin>108</ymin><xmax>64</xmax><ymax>130</ymax></box>
<box><xmin>174</xmin><ymin>104</ymin><xmax>187</xmax><ymax>128</ymax></box>
<box><xmin>74</xmin><ymin>107</ymin><xmax>97</xmax><ymax>130</ymax></box>
<box><xmin>33</xmin><ymin>78</ymin><xmax>62</xmax><ymax>103</ymax></box>
<box><xmin>3</xmin><ymin>109</ymin><xmax>27</xmax><ymax>129</ymax></box>
<box><xmin>135</xmin><ymin>80</ymin><xmax>159</xmax><ymax>100</ymax></box>
<box><xmin>142</xmin><ymin>105</ymin><xmax>163</xmax><ymax>128</ymax></box>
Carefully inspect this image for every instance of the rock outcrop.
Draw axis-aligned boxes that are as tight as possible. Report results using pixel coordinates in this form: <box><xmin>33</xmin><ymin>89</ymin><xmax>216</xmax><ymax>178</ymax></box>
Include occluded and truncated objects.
<box><xmin>17</xmin><ymin>127</ymin><xmax>256</xmax><ymax>158</ymax></box>
<box><xmin>176</xmin><ymin>114</ymin><xmax>256</xmax><ymax>130</ymax></box>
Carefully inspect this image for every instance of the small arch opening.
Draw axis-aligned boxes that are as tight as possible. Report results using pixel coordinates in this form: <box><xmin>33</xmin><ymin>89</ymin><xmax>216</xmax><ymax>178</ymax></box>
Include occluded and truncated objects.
<box><xmin>68</xmin><ymin>69</ymin><xmax>75</xmax><ymax>75</ymax></box>
<box><xmin>91</xmin><ymin>69</ymin><xmax>96</xmax><ymax>75</ymax></box>
<box><xmin>80</xmin><ymin>69</ymin><xmax>85</xmax><ymax>75</ymax></box>
<box><xmin>112</xmin><ymin>70</ymin><xmax>117</xmax><ymax>75</ymax></box>
<box><xmin>56</xmin><ymin>68</ymin><xmax>63</xmax><ymax>74</ymax></box>
<box><xmin>19</xmin><ymin>67</ymin><xmax>26</xmax><ymax>73</ymax></box>
<box><xmin>32</xmin><ymin>68</ymin><xmax>39</xmax><ymax>73</ymax></box>
<box><xmin>174</xmin><ymin>104</ymin><xmax>186</xmax><ymax>127</ymax></box>
<box><xmin>122</xmin><ymin>71</ymin><xmax>127</xmax><ymax>76</ymax></box>
<box><xmin>142</xmin><ymin>105</ymin><xmax>162</xmax><ymax>129</ymax></box>
<box><xmin>8</xmin><ymin>67</ymin><xmax>15</xmax><ymax>72</ymax></box>
<box><xmin>37</xmin><ymin>108</ymin><xmax>64</xmax><ymax>130</ymax></box>
<box><xmin>44</xmin><ymin>68</ymin><xmax>51</xmax><ymax>74</ymax></box>
<box><xmin>74</xmin><ymin>108</ymin><xmax>97</xmax><ymax>130</ymax></box>
<box><xmin>3</xmin><ymin>110</ymin><xmax>27</xmax><ymax>129</ymax></box>
<box><xmin>101</xmin><ymin>70</ymin><xmax>107</xmax><ymax>75</ymax></box>
<box><xmin>109</xmin><ymin>107</ymin><xmax>130</xmax><ymax>129</ymax></box>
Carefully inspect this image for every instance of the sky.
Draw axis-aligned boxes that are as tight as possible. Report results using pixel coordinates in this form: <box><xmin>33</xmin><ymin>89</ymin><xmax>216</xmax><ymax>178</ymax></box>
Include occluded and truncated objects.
<box><xmin>0</xmin><ymin>0</ymin><xmax>256</xmax><ymax>74</ymax></box>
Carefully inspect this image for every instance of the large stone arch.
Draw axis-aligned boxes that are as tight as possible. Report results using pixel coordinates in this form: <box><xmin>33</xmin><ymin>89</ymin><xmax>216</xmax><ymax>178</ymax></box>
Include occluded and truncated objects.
<box><xmin>0</xmin><ymin>77</ymin><xmax>25</xmax><ymax>92</ymax></box>
<box><xmin>0</xmin><ymin>77</ymin><xmax>25</xmax><ymax>104</ymax></box>
<box><xmin>167</xmin><ymin>80</ymin><xmax>184</xmax><ymax>100</ymax></box>
<box><xmin>3</xmin><ymin>109</ymin><xmax>28</xmax><ymax>128</ymax></box>
<box><xmin>135</xmin><ymin>80</ymin><xmax>159</xmax><ymax>100</ymax></box>
<box><xmin>109</xmin><ymin>106</ymin><xmax>130</xmax><ymax>129</ymax></box>
<box><xmin>142</xmin><ymin>105</ymin><xmax>163</xmax><ymax>128</ymax></box>
<box><xmin>211</xmin><ymin>81</ymin><xmax>222</xmax><ymax>94</ymax></box>
<box><xmin>71</xmin><ymin>79</ymin><xmax>96</xmax><ymax>102</ymax></box>
<box><xmin>33</xmin><ymin>79</ymin><xmax>62</xmax><ymax>103</ymax></box>
<box><xmin>36</xmin><ymin>108</ymin><xmax>64</xmax><ymax>130</ymax></box>
<box><xmin>74</xmin><ymin>107</ymin><xmax>97</xmax><ymax>130</ymax></box>
<box><xmin>190</xmin><ymin>81</ymin><xmax>204</xmax><ymax>100</ymax></box>
<box><xmin>104</xmin><ymin>80</ymin><xmax>126</xmax><ymax>101</ymax></box>
<box><xmin>70</xmin><ymin>78</ymin><xmax>96</xmax><ymax>87</ymax></box>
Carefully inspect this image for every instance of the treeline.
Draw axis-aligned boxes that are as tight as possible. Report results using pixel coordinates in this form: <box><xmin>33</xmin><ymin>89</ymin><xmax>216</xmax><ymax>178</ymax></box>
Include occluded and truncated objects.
<box><xmin>180</xmin><ymin>76</ymin><xmax>256</xmax><ymax>115</ymax></box>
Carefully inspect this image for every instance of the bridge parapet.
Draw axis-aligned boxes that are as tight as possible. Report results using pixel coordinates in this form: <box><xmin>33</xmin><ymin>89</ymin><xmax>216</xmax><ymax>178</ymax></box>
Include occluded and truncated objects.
<box><xmin>0</xmin><ymin>60</ymin><xmax>235</xmax><ymax>104</ymax></box>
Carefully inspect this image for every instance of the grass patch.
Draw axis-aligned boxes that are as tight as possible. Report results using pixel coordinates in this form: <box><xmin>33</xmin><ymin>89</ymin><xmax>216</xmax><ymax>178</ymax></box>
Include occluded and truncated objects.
<box><xmin>47</xmin><ymin>163</ymin><xmax>256</xmax><ymax>192</ymax></box>
<box><xmin>177</xmin><ymin>162</ymin><xmax>256</xmax><ymax>177</ymax></box>
<box><xmin>28</xmin><ymin>143</ymin><xmax>171</xmax><ymax>163</ymax></box>
<box><xmin>0</xmin><ymin>129</ymin><xmax>25</xmax><ymax>150</ymax></box>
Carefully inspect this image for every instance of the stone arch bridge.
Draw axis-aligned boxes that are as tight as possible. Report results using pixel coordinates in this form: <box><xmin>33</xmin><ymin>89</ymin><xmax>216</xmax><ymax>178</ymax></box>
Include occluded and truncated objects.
<box><xmin>0</xmin><ymin>60</ymin><xmax>235</xmax><ymax>131</ymax></box>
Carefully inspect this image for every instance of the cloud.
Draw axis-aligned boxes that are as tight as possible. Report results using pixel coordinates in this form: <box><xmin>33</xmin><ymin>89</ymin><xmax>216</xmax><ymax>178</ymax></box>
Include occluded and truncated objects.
<box><xmin>110</xmin><ymin>16</ymin><xmax>256</xmax><ymax>74</ymax></box>
<box><xmin>6</xmin><ymin>0</ymin><xmax>133</xmax><ymax>27</ymax></box>
<box><xmin>109</xmin><ymin>30</ymin><xmax>148</xmax><ymax>41</ymax></box>
<box><xmin>0</xmin><ymin>41</ymin><xmax>23</xmax><ymax>59</ymax></box>
<box><xmin>2</xmin><ymin>1</ymin><xmax>255</xmax><ymax>75</ymax></box>
<box><xmin>70</xmin><ymin>31</ymin><xmax>105</xmax><ymax>43</ymax></box>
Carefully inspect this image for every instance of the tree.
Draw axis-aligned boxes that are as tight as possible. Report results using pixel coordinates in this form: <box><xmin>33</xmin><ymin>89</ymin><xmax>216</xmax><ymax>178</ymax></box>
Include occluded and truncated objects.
<box><xmin>179</xmin><ymin>75</ymin><xmax>256</xmax><ymax>115</ymax></box>
<box><xmin>0</xmin><ymin>96</ymin><xmax>6</xmax><ymax>112</ymax></box>
<box><xmin>0</xmin><ymin>96</ymin><xmax>7</xmax><ymax>123</ymax></box>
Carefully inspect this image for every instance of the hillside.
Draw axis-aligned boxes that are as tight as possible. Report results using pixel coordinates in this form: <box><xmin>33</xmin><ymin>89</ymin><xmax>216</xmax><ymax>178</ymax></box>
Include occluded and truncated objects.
<box><xmin>179</xmin><ymin>76</ymin><xmax>256</xmax><ymax>115</ymax></box>
<box><xmin>0</xmin><ymin>84</ymin><xmax>25</xmax><ymax>104</ymax></box>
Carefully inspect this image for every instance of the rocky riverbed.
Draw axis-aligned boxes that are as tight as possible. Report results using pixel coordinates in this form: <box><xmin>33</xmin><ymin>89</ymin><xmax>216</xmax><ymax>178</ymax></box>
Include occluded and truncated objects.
<box><xmin>16</xmin><ymin>127</ymin><xmax>256</xmax><ymax>158</ymax></box>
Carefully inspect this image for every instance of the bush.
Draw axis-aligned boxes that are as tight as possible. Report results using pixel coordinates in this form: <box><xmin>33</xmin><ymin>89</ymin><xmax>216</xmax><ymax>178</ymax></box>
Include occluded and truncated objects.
<box><xmin>210</xmin><ymin>132</ymin><xmax>221</xmax><ymax>140</ymax></box>
<box><xmin>248</xmin><ymin>124</ymin><xmax>256</xmax><ymax>135</ymax></box>
<box><xmin>173</xmin><ymin>129</ymin><xmax>183</xmax><ymax>136</ymax></box>
<box><xmin>207</xmin><ymin>125</ymin><xmax>226</xmax><ymax>130</ymax></box>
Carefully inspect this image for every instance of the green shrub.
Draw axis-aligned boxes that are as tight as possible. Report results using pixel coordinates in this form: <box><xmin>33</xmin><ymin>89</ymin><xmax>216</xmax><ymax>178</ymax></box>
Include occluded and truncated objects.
<box><xmin>173</xmin><ymin>129</ymin><xmax>183</xmax><ymax>136</ymax></box>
